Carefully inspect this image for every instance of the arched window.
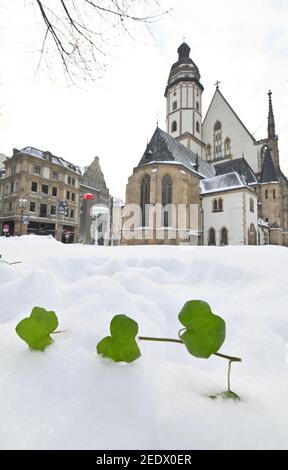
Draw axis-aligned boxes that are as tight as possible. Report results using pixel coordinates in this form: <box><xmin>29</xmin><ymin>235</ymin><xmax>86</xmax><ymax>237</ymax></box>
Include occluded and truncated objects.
<box><xmin>213</xmin><ymin>199</ymin><xmax>218</xmax><ymax>212</ymax></box>
<box><xmin>171</xmin><ymin>121</ymin><xmax>177</xmax><ymax>133</ymax></box>
<box><xmin>248</xmin><ymin>224</ymin><xmax>257</xmax><ymax>246</ymax></box>
<box><xmin>208</xmin><ymin>228</ymin><xmax>216</xmax><ymax>246</ymax></box>
<box><xmin>196</xmin><ymin>121</ymin><xmax>200</xmax><ymax>134</ymax></box>
<box><xmin>214</xmin><ymin>121</ymin><xmax>222</xmax><ymax>159</ymax></box>
<box><xmin>162</xmin><ymin>175</ymin><xmax>172</xmax><ymax>228</ymax></box>
<box><xmin>220</xmin><ymin>227</ymin><xmax>228</xmax><ymax>246</ymax></box>
<box><xmin>206</xmin><ymin>144</ymin><xmax>211</xmax><ymax>159</ymax></box>
<box><xmin>218</xmin><ymin>198</ymin><xmax>223</xmax><ymax>212</ymax></box>
<box><xmin>265</xmin><ymin>189</ymin><xmax>269</xmax><ymax>199</ymax></box>
<box><xmin>140</xmin><ymin>174</ymin><xmax>150</xmax><ymax>227</ymax></box>
<box><xmin>224</xmin><ymin>138</ymin><xmax>231</xmax><ymax>156</ymax></box>
<box><xmin>250</xmin><ymin>198</ymin><xmax>255</xmax><ymax>212</ymax></box>
<box><xmin>273</xmin><ymin>189</ymin><xmax>276</xmax><ymax>199</ymax></box>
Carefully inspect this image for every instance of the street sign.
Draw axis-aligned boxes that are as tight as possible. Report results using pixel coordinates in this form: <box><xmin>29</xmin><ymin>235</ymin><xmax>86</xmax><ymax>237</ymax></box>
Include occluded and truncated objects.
<box><xmin>58</xmin><ymin>201</ymin><xmax>68</xmax><ymax>216</ymax></box>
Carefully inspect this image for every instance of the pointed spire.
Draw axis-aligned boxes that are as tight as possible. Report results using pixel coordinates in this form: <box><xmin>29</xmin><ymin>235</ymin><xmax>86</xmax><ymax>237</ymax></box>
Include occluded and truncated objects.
<box><xmin>268</xmin><ymin>90</ymin><xmax>276</xmax><ymax>139</ymax></box>
<box><xmin>260</xmin><ymin>147</ymin><xmax>278</xmax><ymax>183</ymax></box>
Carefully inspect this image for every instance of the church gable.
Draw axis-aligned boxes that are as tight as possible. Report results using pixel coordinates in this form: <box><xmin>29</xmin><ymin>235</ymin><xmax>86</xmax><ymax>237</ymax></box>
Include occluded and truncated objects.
<box><xmin>202</xmin><ymin>89</ymin><xmax>260</xmax><ymax>173</ymax></box>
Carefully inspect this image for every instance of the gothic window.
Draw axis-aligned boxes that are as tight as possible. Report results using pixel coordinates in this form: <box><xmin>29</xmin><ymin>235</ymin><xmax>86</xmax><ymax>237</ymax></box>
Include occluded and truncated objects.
<box><xmin>140</xmin><ymin>174</ymin><xmax>151</xmax><ymax>227</ymax></box>
<box><xmin>213</xmin><ymin>199</ymin><xmax>218</xmax><ymax>212</ymax></box>
<box><xmin>214</xmin><ymin>121</ymin><xmax>222</xmax><ymax>159</ymax></box>
<box><xmin>162</xmin><ymin>175</ymin><xmax>172</xmax><ymax>228</ymax></box>
<box><xmin>250</xmin><ymin>198</ymin><xmax>255</xmax><ymax>212</ymax></box>
<box><xmin>208</xmin><ymin>228</ymin><xmax>216</xmax><ymax>246</ymax></box>
<box><xmin>171</xmin><ymin>121</ymin><xmax>177</xmax><ymax>133</ymax></box>
<box><xmin>273</xmin><ymin>189</ymin><xmax>276</xmax><ymax>199</ymax></box>
<box><xmin>265</xmin><ymin>189</ymin><xmax>269</xmax><ymax>199</ymax></box>
<box><xmin>224</xmin><ymin>138</ymin><xmax>231</xmax><ymax>156</ymax></box>
<box><xmin>212</xmin><ymin>198</ymin><xmax>223</xmax><ymax>213</ymax></box>
<box><xmin>220</xmin><ymin>227</ymin><xmax>228</xmax><ymax>246</ymax></box>
<box><xmin>196</xmin><ymin>102</ymin><xmax>200</xmax><ymax>111</ymax></box>
<box><xmin>206</xmin><ymin>145</ymin><xmax>211</xmax><ymax>159</ymax></box>
<box><xmin>196</xmin><ymin>121</ymin><xmax>200</xmax><ymax>134</ymax></box>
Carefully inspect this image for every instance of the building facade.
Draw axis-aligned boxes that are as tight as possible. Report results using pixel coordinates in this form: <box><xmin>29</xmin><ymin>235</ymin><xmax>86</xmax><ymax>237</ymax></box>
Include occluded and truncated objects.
<box><xmin>125</xmin><ymin>42</ymin><xmax>288</xmax><ymax>246</ymax></box>
<box><xmin>0</xmin><ymin>147</ymin><xmax>81</xmax><ymax>242</ymax></box>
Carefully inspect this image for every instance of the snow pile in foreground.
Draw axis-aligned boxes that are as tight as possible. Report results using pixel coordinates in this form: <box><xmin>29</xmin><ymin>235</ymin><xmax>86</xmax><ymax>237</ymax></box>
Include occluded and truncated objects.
<box><xmin>1</xmin><ymin>235</ymin><xmax>288</xmax><ymax>450</ymax></box>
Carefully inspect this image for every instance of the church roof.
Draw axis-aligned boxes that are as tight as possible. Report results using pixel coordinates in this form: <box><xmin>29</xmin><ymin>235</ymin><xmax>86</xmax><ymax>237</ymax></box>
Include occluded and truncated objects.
<box><xmin>213</xmin><ymin>157</ymin><xmax>258</xmax><ymax>185</ymax></box>
<box><xmin>200</xmin><ymin>172</ymin><xmax>248</xmax><ymax>195</ymax></box>
<box><xmin>260</xmin><ymin>147</ymin><xmax>278</xmax><ymax>184</ymax></box>
<box><xmin>138</xmin><ymin>127</ymin><xmax>215</xmax><ymax>179</ymax></box>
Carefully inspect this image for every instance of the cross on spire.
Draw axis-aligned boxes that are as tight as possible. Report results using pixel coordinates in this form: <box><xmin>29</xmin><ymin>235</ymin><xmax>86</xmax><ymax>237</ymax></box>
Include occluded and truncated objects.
<box><xmin>214</xmin><ymin>80</ymin><xmax>221</xmax><ymax>89</ymax></box>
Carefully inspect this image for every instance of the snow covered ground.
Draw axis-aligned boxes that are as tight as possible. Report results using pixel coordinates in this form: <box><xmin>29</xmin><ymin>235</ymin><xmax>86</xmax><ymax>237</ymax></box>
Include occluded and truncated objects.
<box><xmin>1</xmin><ymin>235</ymin><xmax>288</xmax><ymax>450</ymax></box>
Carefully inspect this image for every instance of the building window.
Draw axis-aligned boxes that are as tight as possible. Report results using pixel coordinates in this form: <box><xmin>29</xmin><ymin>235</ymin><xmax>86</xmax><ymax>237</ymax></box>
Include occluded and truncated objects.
<box><xmin>172</xmin><ymin>101</ymin><xmax>177</xmax><ymax>111</ymax></box>
<box><xmin>30</xmin><ymin>202</ymin><xmax>36</xmax><ymax>212</ymax></box>
<box><xmin>214</xmin><ymin>121</ymin><xmax>222</xmax><ymax>159</ymax></box>
<box><xmin>66</xmin><ymin>191</ymin><xmax>70</xmax><ymax>200</ymax></box>
<box><xmin>71</xmin><ymin>193</ymin><xmax>75</xmax><ymax>202</ymax></box>
<box><xmin>213</xmin><ymin>198</ymin><xmax>223</xmax><ymax>213</ymax></box>
<box><xmin>68</xmin><ymin>176</ymin><xmax>71</xmax><ymax>185</ymax></box>
<box><xmin>31</xmin><ymin>182</ymin><xmax>38</xmax><ymax>192</ymax></box>
<box><xmin>52</xmin><ymin>171</ymin><xmax>59</xmax><ymax>180</ymax></box>
<box><xmin>52</xmin><ymin>187</ymin><xmax>57</xmax><ymax>197</ymax></box>
<box><xmin>248</xmin><ymin>223</ymin><xmax>257</xmax><ymax>246</ymax></box>
<box><xmin>42</xmin><ymin>184</ymin><xmax>49</xmax><ymax>195</ymax></box>
<box><xmin>196</xmin><ymin>102</ymin><xmax>200</xmax><ymax>112</ymax></box>
<box><xmin>206</xmin><ymin>144</ymin><xmax>211</xmax><ymax>159</ymax></box>
<box><xmin>196</xmin><ymin>121</ymin><xmax>200</xmax><ymax>134</ymax></box>
<box><xmin>220</xmin><ymin>227</ymin><xmax>228</xmax><ymax>246</ymax></box>
<box><xmin>72</xmin><ymin>178</ymin><xmax>75</xmax><ymax>186</ymax></box>
<box><xmin>40</xmin><ymin>204</ymin><xmax>47</xmax><ymax>218</ymax></box>
<box><xmin>273</xmin><ymin>189</ymin><xmax>276</xmax><ymax>199</ymax></box>
<box><xmin>140</xmin><ymin>174</ymin><xmax>150</xmax><ymax>227</ymax></box>
<box><xmin>265</xmin><ymin>189</ymin><xmax>269</xmax><ymax>199</ymax></box>
<box><xmin>250</xmin><ymin>198</ymin><xmax>255</xmax><ymax>212</ymax></box>
<box><xmin>10</xmin><ymin>182</ymin><xmax>14</xmax><ymax>193</ymax></box>
<box><xmin>11</xmin><ymin>165</ymin><xmax>16</xmax><ymax>176</ymax></box>
<box><xmin>208</xmin><ymin>228</ymin><xmax>216</xmax><ymax>246</ymax></box>
<box><xmin>34</xmin><ymin>164</ymin><xmax>41</xmax><ymax>175</ymax></box>
<box><xmin>162</xmin><ymin>175</ymin><xmax>172</xmax><ymax>228</ymax></box>
<box><xmin>70</xmin><ymin>209</ymin><xmax>74</xmax><ymax>218</ymax></box>
<box><xmin>224</xmin><ymin>138</ymin><xmax>231</xmax><ymax>156</ymax></box>
<box><xmin>171</xmin><ymin>121</ymin><xmax>177</xmax><ymax>133</ymax></box>
<box><xmin>50</xmin><ymin>205</ymin><xmax>56</xmax><ymax>215</ymax></box>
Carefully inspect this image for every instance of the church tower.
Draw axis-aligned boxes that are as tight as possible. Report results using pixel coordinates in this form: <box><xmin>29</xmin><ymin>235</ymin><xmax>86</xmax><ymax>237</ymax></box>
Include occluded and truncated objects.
<box><xmin>165</xmin><ymin>42</ymin><xmax>204</xmax><ymax>155</ymax></box>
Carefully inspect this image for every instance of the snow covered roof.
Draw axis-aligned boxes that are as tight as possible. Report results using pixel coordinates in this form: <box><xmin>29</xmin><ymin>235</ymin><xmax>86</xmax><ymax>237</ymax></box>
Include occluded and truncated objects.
<box><xmin>138</xmin><ymin>127</ymin><xmax>215</xmax><ymax>179</ymax></box>
<box><xmin>17</xmin><ymin>147</ymin><xmax>82</xmax><ymax>175</ymax></box>
<box><xmin>200</xmin><ymin>172</ymin><xmax>248</xmax><ymax>195</ymax></box>
<box><xmin>214</xmin><ymin>157</ymin><xmax>258</xmax><ymax>185</ymax></box>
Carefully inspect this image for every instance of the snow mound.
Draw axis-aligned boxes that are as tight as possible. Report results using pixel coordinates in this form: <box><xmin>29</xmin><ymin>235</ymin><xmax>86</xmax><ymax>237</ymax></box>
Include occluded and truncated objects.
<box><xmin>1</xmin><ymin>236</ymin><xmax>288</xmax><ymax>450</ymax></box>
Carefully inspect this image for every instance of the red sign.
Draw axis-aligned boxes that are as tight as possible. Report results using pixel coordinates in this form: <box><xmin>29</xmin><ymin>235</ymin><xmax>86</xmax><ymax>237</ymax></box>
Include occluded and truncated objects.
<box><xmin>83</xmin><ymin>193</ymin><xmax>94</xmax><ymax>201</ymax></box>
<box><xmin>3</xmin><ymin>224</ymin><xmax>9</xmax><ymax>233</ymax></box>
<box><xmin>65</xmin><ymin>228</ymin><xmax>71</xmax><ymax>238</ymax></box>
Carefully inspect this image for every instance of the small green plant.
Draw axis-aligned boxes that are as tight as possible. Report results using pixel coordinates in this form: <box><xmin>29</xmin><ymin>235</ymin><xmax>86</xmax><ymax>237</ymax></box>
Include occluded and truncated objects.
<box><xmin>97</xmin><ymin>300</ymin><xmax>242</xmax><ymax>400</ymax></box>
<box><xmin>97</xmin><ymin>315</ymin><xmax>141</xmax><ymax>363</ymax></box>
<box><xmin>16</xmin><ymin>307</ymin><xmax>60</xmax><ymax>351</ymax></box>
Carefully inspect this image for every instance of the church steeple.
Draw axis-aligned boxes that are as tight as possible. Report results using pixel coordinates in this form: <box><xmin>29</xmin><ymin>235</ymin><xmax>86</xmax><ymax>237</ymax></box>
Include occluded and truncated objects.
<box><xmin>268</xmin><ymin>90</ymin><xmax>276</xmax><ymax>139</ymax></box>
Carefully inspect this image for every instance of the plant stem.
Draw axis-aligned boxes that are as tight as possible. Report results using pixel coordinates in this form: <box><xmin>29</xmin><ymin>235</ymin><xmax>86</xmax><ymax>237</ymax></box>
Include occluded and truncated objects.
<box><xmin>227</xmin><ymin>361</ymin><xmax>232</xmax><ymax>393</ymax></box>
<box><xmin>138</xmin><ymin>336</ymin><xmax>242</xmax><ymax>363</ymax></box>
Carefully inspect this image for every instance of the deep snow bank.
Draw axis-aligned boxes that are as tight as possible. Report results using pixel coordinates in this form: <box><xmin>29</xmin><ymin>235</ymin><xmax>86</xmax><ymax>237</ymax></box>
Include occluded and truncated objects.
<box><xmin>0</xmin><ymin>236</ymin><xmax>288</xmax><ymax>450</ymax></box>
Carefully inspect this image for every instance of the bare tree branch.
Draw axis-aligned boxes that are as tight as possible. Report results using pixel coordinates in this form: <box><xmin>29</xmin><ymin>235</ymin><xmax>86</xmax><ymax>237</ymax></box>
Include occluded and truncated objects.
<box><xmin>31</xmin><ymin>0</ymin><xmax>170</xmax><ymax>84</ymax></box>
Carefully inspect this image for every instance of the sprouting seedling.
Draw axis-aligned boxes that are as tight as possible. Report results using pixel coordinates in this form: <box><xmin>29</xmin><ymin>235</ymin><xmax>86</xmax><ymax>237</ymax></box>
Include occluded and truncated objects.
<box><xmin>15</xmin><ymin>307</ymin><xmax>62</xmax><ymax>351</ymax></box>
<box><xmin>97</xmin><ymin>300</ymin><xmax>242</xmax><ymax>400</ymax></box>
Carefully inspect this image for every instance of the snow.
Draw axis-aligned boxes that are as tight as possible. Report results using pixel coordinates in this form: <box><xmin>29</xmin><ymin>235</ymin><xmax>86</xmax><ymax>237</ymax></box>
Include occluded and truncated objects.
<box><xmin>1</xmin><ymin>235</ymin><xmax>288</xmax><ymax>450</ymax></box>
<box><xmin>200</xmin><ymin>172</ymin><xmax>246</xmax><ymax>195</ymax></box>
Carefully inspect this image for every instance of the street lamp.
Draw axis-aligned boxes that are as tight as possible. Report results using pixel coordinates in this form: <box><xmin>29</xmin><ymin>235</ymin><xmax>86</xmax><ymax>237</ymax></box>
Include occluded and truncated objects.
<box><xmin>16</xmin><ymin>198</ymin><xmax>28</xmax><ymax>236</ymax></box>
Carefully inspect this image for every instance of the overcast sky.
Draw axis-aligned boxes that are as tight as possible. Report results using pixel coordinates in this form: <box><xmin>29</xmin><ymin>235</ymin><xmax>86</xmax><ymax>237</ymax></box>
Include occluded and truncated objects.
<box><xmin>0</xmin><ymin>0</ymin><xmax>288</xmax><ymax>199</ymax></box>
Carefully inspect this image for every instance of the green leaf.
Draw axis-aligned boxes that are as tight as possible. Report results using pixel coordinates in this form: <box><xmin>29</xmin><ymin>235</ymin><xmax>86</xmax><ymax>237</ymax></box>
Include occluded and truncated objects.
<box><xmin>97</xmin><ymin>315</ymin><xmax>141</xmax><ymax>363</ymax></box>
<box><xmin>179</xmin><ymin>300</ymin><xmax>226</xmax><ymax>359</ymax></box>
<box><xmin>16</xmin><ymin>307</ymin><xmax>59</xmax><ymax>351</ymax></box>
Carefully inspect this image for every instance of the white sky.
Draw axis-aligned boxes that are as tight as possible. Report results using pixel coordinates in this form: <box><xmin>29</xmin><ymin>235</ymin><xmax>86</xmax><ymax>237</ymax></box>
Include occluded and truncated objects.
<box><xmin>0</xmin><ymin>0</ymin><xmax>288</xmax><ymax>199</ymax></box>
